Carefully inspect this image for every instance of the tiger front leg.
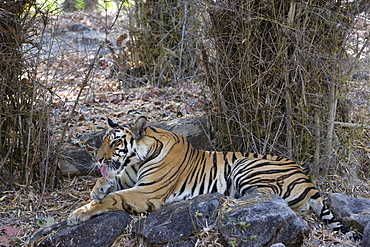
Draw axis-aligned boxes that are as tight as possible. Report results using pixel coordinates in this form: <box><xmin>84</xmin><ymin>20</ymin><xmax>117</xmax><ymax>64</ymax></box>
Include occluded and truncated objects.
<box><xmin>67</xmin><ymin>200</ymin><xmax>107</xmax><ymax>226</ymax></box>
<box><xmin>90</xmin><ymin>177</ymin><xmax>116</xmax><ymax>202</ymax></box>
<box><xmin>67</xmin><ymin>189</ymin><xmax>161</xmax><ymax>226</ymax></box>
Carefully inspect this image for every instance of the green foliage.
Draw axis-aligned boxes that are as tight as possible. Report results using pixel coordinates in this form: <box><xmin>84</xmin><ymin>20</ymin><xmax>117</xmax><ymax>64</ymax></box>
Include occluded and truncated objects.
<box><xmin>98</xmin><ymin>0</ymin><xmax>119</xmax><ymax>10</ymax></box>
<box><xmin>36</xmin><ymin>0</ymin><xmax>63</xmax><ymax>12</ymax></box>
<box><xmin>195</xmin><ymin>211</ymin><xmax>203</xmax><ymax>217</ymax></box>
<box><xmin>238</xmin><ymin>221</ymin><xmax>250</xmax><ymax>230</ymax></box>
<box><xmin>75</xmin><ymin>0</ymin><xmax>85</xmax><ymax>9</ymax></box>
<box><xmin>228</xmin><ymin>238</ymin><xmax>237</xmax><ymax>247</ymax></box>
<box><xmin>35</xmin><ymin>0</ymin><xmax>118</xmax><ymax>13</ymax></box>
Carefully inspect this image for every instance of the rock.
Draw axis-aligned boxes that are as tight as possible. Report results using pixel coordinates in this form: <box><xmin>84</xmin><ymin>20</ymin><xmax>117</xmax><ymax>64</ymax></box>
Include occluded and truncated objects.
<box><xmin>78</xmin><ymin>117</ymin><xmax>211</xmax><ymax>150</ymax></box>
<box><xmin>70</xmin><ymin>23</ymin><xmax>90</xmax><ymax>31</ymax></box>
<box><xmin>58</xmin><ymin>117</ymin><xmax>210</xmax><ymax>177</ymax></box>
<box><xmin>58</xmin><ymin>146</ymin><xmax>99</xmax><ymax>177</ymax></box>
<box><xmin>218</xmin><ymin>192</ymin><xmax>309</xmax><ymax>247</ymax></box>
<box><xmin>152</xmin><ymin>117</ymin><xmax>211</xmax><ymax>150</ymax></box>
<box><xmin>132</xmin><ymin>193</ymin><xmax>223</xmax><ymax>245</ymax></box>
<box><xmin>37</xmin><ymin>25</ymin><xmax>114</xmax><ymax>59</ymax></box>
<box><xmin>132</xmin><ymin>192</ymin><xmax>309</xmax><ymax>247</ymax></box>
<box><xmin>32</xmin><ymin>210</ymin><xmax>132</xmax><ymax>247</ymax></box>
<box><xmin>32</xmin><ymin>192</ymin><xmax>310</xmax><ymax>247</ymax></box>
<box><xmin>362</xmin><ymin>222</ymin><xmax>370</xmax><ymax>247</ymax></box>
<box><xmin>328</xmin><ymin>193</ymin><xmax>370</xmax><ymax>232</ymax></box>
<box><xmin>79</xmin><ymin>128</ymin><xmax>107</xmax><ymax>150</ymax></box>
<box><xmin>270</xmin><ymin>244</ymin><xmax>286</xmax><ymax>247</ymax></box>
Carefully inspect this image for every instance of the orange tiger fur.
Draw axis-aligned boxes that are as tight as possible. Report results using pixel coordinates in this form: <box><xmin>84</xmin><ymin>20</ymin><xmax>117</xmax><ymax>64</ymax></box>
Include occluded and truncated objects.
<box><xmin>67</xmin><ymin>116</ymin><xmax>355</xmax><ymax>239</ymax></box>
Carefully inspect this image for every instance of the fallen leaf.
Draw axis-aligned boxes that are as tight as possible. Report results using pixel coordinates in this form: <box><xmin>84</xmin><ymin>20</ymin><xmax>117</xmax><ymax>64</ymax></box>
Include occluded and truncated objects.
<box><xmin>0</xmin><ymin>235</ymin><xmax>11</xmax><ymax>246</ymax></box>
<box><xmin>36</xmin><ymin>217</ymin><xmax>55</xmax><ymax>228</ymax></box>
<box><xmin>150</xmin><ymin>87</ymin><xmax>161</xmax><ymax>94</ymax></box>
<box><xmin>124</xmin><ymin>239</ymin><xmax>135</xmax><ymax>247</ymax></box>
<box><xmin>116</xmin><ymin>33</ymin><xmax>128</xmax><ymax>47</ymax></box>
<box><xmin>40</xmin><ymin>194</ymin><xmax>54</xmax><ymax>200</ymax></box>
<box><xmin>2</xmin><ymin>226</ymin><xmax>23</xmax><ymax>236</ymax></box>
<box><xmin>202</xmin><ymin>235</ymin><xmax>214</xmax><ymax>242</ymax></box>
<box><xmin>78</xmin><ymin>114</ymin><xmax>85</xmax><ymax>121</ymax></box>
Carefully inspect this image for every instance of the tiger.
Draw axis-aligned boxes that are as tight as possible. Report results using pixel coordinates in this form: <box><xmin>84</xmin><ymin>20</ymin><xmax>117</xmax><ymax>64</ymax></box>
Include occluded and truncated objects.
<box><xmin>67</xmin><ymin>116</ymin><xmax>356</xmax><ymax>239</ymax></box>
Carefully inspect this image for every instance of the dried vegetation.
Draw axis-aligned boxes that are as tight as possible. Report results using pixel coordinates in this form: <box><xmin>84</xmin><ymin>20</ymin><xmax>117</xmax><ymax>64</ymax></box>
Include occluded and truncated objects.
<box><xmin>0</xmin><ymin>1</ymin><xmax>56</xmax><ymax>192</ymax></box>
<box><xmin>200</xmin><ymin>0</ymin><xmax>369</xmax><ymax>179</ymax></box>
<box><xmin>0</xmin><ymin>0</ymin><xmax>369</xmax><ymax>246</ymax></box>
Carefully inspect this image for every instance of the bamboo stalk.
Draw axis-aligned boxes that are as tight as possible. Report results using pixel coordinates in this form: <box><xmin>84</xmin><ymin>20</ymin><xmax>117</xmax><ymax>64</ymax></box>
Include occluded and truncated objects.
<box><xmin>314</xmin><ymin>112</ymin><xmax>320</xmax><ymax>179</ymax></box>
<box><xmin>202</xmin><ymin>0</ymin><xmax>364</xmax><ymax>170</ymax></box>
<box><xmin>284</xmin><ymin>2</ymin><xmax>296</xmax><ymax>158</ymax></box>
<box><xmin>326</xmin><ymin>79</ymin><xmax>338</xmax><ymax>154</ymax></box>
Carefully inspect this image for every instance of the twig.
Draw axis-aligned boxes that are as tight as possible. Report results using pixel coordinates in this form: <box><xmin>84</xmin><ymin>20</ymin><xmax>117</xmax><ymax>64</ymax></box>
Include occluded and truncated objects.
<box><xmin>284</xmin><ymin>2</ymin><xmax>296</xmax><ymax>158</ymax></box>
<box><xmin>334</xmin><ymin>121</ymin><xmax>370</xmax><ymax>129</ymax></box>
<box><xmin>176</xmin><ymin>1</ymin><xmax>188</xmax><ymax>82</ymax></box>
<box><xmin>326</xmin><ymin>78</ymin><xmax>338</xmax><ymax>154</ymax></box>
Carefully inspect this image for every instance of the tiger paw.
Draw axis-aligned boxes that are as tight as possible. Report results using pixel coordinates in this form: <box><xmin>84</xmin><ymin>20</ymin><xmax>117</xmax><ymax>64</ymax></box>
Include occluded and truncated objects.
<box><xmin>90</xmin><ymin>177</ymin><xmax>114</xmax><ymax>202</ymax></box>
<box><xmin>67</xmin><ymin>203</ymin><xmax>94</xmax><ymax>226</ymax></box>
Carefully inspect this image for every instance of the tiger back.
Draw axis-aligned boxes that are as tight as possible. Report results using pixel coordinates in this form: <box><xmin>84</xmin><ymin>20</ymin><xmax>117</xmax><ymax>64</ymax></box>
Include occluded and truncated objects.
<box><xmin>67</xmin><ymin>116</ymin><xmax>356</xmax><ymax>239</ymax></box>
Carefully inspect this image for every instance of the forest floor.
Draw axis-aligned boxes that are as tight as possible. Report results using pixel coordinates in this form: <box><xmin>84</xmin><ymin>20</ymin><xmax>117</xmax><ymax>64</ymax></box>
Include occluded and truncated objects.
<box><xmin>1</xmin><ymin>9</ymin><xmax>370</xmax><ymax>247</ymax></box>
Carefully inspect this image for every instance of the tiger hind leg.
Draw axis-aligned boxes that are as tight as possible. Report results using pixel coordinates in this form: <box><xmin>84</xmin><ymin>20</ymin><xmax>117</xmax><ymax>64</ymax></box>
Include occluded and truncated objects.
<box><xmin>308</xmin><ymin>197</ymin><xmax>360</xmax><ymax>240</ymax></box>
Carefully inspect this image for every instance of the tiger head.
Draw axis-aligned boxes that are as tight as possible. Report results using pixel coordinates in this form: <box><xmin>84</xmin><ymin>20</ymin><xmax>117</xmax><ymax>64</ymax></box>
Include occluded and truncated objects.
<box><xmin>96</xmin><ymin>116</ymin><xmax>148</xmax><ymax>178</ymax></box>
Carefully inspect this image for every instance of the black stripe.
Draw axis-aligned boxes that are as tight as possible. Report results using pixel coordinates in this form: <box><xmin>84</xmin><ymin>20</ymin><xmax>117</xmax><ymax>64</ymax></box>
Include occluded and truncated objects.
<box><xmin>288</xmin><ymin>187</ymin><xmax>316</xmax><ymax>207</ymax></box>
<box><xmin>320</xmin><ymin>209</ymin><xmax>331</xmax><ymax>217</ymax></box>
<box><xmin>110</xmin><ymin>139</ymin><xmax>120</xmax><ymax>147</ymax></box>
<box><xmin>139</xmin><ymin>164</ymin><xmax>163</xmax><ymax>178</ymax></box>
<box><xmin>231</xmin><ymin>152</ymin><xmax>238</xmax><ymax>164</ymax></box>
<box><xmin>198</xmin><ymin>156</ymin><xmax>207</xmax><ymax>193</ymax></box>
<box><xmin>148</xmin><ymin>126</ymin><xmax>159</xmax><ymax>133</ymax></box>
<box><xmin>240</xmin><ymin>184</ymin><xmax>279</xmax><ymax>195</ymax></box>
<box><xmin>236</xmin><ymin>168</ymin><xmax>301</xmax><ymax>184</ymax></box>
<box><xmin>283</xmin><ymin>177</ymin><xmax>313</xmax><ymax>199</ymax></box>
<box><xmin>178</xmin><ymin>149</ymin><xmax>198</xmax><ymax>195</ymax></box>
<box><xmin>117</xmin><ymin>177</ymin><xmax>124</xmax><ymax>189</ymax></box>
<box><xmin>190</xmin><ymin>164</ymin><xmax>201</xmax><ymax>194</ymax></box>
<box><xmin>127</xmin><ymin>173</ymin><xmax>137</xmax><ymax>184</ymax></box>
<box><xmin>138</xmin><ymin>180</ymin><xmax>158</xmax><ymax>186</ymax></box>
<box><xmin>311</xmin><ymin>192</ymin><xmax>320</xmax><ymax>199</ymax></box>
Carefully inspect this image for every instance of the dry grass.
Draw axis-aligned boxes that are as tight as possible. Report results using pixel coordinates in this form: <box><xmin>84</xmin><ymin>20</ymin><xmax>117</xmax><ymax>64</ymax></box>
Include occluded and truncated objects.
<box><xmin>1</xmin><ymin>1</ymin><xmax>370</xmax><ymax>246</ymax></box>
<box><xmin>0</xmin><ymin>1</ymin><xmax>57</xmax><ymax>192</ymax></box>
<box><xmin>0</xmin><ymin>176</ymin><xmax>95</xmax><ymax>246</ymax></box>
<box><xmin>198</xmin><ymin>0</ymin><xmax>370</xmax><ymax>182</ymax></box>
<box><xmin>1</xmin><ymin>175</ymin><xmax>368</xmax><ymax>246</ymax></box>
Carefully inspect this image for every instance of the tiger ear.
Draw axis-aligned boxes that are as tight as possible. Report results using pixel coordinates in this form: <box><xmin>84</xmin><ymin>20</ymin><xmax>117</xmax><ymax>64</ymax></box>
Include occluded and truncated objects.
<box><xmin>108</xmin><ymin>118</ymin><xmax>119</xmax><ymax>128</ymax></box>
<box><xmin>131</xmin><ymin>116</ymin><xmax>148</xmax><ymax>140</ymax></box>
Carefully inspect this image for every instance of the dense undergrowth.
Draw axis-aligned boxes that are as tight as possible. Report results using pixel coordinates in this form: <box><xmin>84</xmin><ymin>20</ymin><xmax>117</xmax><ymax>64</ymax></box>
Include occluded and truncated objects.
<box><xmin>0</xmin><ymin>1</ymin><xmax>369</xmax><ymax>246</ymax></box>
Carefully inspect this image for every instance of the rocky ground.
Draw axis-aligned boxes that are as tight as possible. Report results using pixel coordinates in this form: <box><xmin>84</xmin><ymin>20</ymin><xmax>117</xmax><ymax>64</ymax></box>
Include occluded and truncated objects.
<box><xmin>1</xmin><ymin>7</ymin><xmax>370</xmax><ymax>247</ymax></box>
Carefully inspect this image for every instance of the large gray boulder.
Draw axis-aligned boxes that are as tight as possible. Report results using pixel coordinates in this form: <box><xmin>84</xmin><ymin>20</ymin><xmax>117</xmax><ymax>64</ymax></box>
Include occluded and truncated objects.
<box><xmin>58</xmin><ymin>146</ymin><xmax>99</xmax><ymax>177</ymax></box>
<box><xmin>151</xmin><ymin>117</ymin><xmax>211</xmax><ymax>150</ymax></box>
<box><xmin>132</xmin><ymin>193</ymin><xmax>223</xmax><ymax>246</ymax></box>
<box><xmin>38</xmin><ymin>23</ymin><xmax>116</xmax><ymax>59</ymax></box>
<box><xmin>328</xmin><ymin>193</ymin><xmax>370</xmax><ymax>232</ymax></box>
<box><xmin>31</xmin><ymin>192</ymin><xmax>309</xmax><ymax>247</ymax></box>
<box><xmin>218</xmin><ymin>193</ymin><xmax>309</xmax><ymax>247</ymax></box>
<box><xmin>132</xmin><ymin>192</ymin><xmax>309</xmax><ymax>247</ymax></box>
<box><xmin>32</xmin><ymin>210</ymin><xmax>132</xmax><ymax>247</ymax></box>
<box><xmin>59</xmin><ymin>117</ymin><xmax>210</xmax><ymax>177</ymax></box>
<box><xmin>362</xmin><ymin>222</ymin><xmax>370</xmax><ymax>247</ymax></box>
<box><xmin>79</xmin><ymin>117</ymin><xmax>211</xmax><ymax>150</ymax></box>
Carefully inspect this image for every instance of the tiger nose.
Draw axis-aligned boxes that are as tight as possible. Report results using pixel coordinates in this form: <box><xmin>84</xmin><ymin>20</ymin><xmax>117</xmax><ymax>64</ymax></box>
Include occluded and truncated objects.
<box><xmin>97</xmin><ymin>157</ymin><xmax>104</xmax><ymax>163</ymax></box>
